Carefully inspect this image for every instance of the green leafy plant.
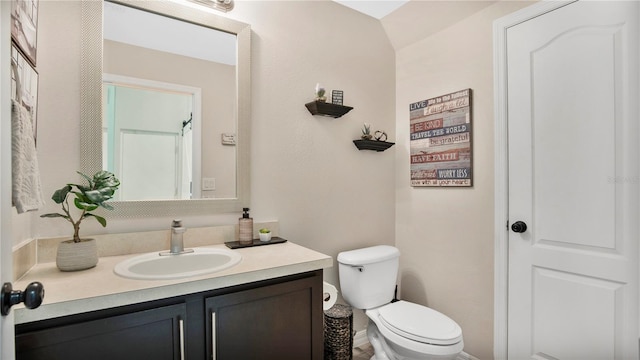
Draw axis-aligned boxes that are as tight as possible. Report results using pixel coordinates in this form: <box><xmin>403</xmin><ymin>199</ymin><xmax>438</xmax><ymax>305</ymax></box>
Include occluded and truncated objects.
<box><xmin>259</xmin><ymin>228</ymin><xmax>271</xmax><ymax>234</ymax></box>
<box><xmin>314</xmin><ymin>83</ymin><xmax>326</xmax><ymax>101</ymax></box>
<box><xmin>40</xmin><ymin>171</ymin><xmax>120</xmax><ymax>243</ymax></box>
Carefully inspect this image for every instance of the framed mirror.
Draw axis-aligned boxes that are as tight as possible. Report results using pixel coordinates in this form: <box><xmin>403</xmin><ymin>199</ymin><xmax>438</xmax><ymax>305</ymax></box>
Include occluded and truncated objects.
<box><xmin>80</xmin><ymin>0</ymin><xmax>250</xmax><ymax>217</ymax></box>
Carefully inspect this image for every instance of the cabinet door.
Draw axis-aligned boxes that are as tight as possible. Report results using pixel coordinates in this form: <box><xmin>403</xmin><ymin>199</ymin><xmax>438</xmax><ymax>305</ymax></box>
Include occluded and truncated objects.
<box><xmin>16</xmin><ymin>303</ymin><xmax>187</xmax><ymax>360</ymax></box>
<box><xmin>206</xmin><ymin>273</ymin><xmax>323</xmax><ymax>360</ymax></box>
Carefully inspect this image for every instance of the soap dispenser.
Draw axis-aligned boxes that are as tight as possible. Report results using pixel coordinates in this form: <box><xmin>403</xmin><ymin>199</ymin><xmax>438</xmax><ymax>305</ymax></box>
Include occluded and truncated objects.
<box><xmin>238</xmin><ymin>208</ymin><xmax>253</xmax><ymax>245</ymax></box>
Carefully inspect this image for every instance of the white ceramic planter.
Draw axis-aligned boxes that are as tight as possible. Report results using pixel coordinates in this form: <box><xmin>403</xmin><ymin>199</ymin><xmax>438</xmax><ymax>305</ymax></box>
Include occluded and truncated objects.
<box><xmin>56</xmin><ymin>238</ymin><xmax>99</xmax><ymax>271</ymax></box>
<box><xmin>259</xmin><ymin>232</ymin><xmax>272</xmax><ymax>242</ymax></box>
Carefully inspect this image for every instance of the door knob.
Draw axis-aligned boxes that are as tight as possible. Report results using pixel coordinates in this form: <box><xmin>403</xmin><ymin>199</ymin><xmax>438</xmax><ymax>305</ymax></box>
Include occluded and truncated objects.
<box><xmin>511</xmin><ymin>221</ymin><xmax>528</xmax><ymax>233</ymax></box>
<box><xmin>1</xmin><ymin>282</ymin><xmax>44</xmax><ymax>316</ymax></box>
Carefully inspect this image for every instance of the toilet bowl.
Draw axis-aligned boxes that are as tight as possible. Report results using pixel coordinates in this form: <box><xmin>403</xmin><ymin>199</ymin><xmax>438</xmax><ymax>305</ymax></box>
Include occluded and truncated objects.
<box><xmin>337</xmin><ymin>245</ymin><xmax>464</xmax><ymax>360</ymax></box>
<box><xmin>366</xmin><ymin>301</ymin><xmax>463</xmax><ymax>360</ymax></box>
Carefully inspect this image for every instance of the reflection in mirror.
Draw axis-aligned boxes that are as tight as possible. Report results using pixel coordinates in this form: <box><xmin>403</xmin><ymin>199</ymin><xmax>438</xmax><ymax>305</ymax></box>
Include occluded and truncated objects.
<box><xmin>103</xmin><ymin>77</ymin><xmax>198</xmax><ymax>201</ymax></box>
<box><xmin>80</xmin><ymin>0</ymin><xmax>251</xmax><ymax>216</ymax></box>
<box><xmin>103</xmin><ymin>1</ymin><xmax>236</xmax><ymax>201</ymax></box>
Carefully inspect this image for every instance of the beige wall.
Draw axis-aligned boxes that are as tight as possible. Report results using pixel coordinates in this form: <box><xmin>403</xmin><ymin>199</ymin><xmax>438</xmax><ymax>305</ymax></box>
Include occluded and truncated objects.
<box><xmin>26</xmin><ymin>0</ymin><xmax>395</xmax><ymax>332</ymax></box>
<box><xmin>18</xmin><ymin>1</ymin><xmax>83</xmax><ymax>246</ymax></box>
<box><xmin>14</xmin><ymin>0</ymin><xmax>542</xmax><ymax>358</ymax></box>
<box><xmin>395</xmin><ymin>2</ymin><xmax>532</xmax><ymax>359</ymax></box>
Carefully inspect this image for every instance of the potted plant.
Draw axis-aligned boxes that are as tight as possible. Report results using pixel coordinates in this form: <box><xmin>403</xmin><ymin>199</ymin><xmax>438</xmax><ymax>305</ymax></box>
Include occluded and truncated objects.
<box><xmin>259</xmin><ymin>228</ymin><xmax>272</xmax><ymax>242</ymax></box>
<box><xmin>40</xmin><ymin>170</ymin><xmax>120</xmax><ymax>271</ymax></box>
<box><xmin>361</xmin><ymin>123</ymin><xmax>373</xmax><ymax>140</ymax></box>
<box><xmin>315</xmin><ymin>83</ymin><xmax>327</xmax><ymax>102</ymax></box>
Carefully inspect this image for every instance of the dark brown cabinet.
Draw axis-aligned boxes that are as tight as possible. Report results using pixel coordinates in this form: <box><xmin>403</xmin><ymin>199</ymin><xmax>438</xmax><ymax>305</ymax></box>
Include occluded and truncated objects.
<box><xmin>206</xmin><ymin>274</ymin><xmax>323</xmax><ymax>359</ymax></box>
<box><xmin>16</xmin><ymin>303</ymin><xmax>187</xmax><ymax>360</ymax></box>
<box><xmin>15</xmin><ymin>270</ymin><xmax>323</xmax><ymax>360</ymax></box>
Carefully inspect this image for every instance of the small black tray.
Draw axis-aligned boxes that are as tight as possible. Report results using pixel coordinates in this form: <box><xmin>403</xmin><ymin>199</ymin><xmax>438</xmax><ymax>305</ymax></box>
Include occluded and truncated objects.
<box><xmin>225</xmin><ymin>237</ymin><xmax>288</xmax><ymax>249</ymax></box>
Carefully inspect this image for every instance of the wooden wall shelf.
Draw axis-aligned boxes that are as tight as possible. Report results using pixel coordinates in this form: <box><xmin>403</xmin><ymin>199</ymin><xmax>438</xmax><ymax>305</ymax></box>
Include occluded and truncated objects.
<box><xmin>305</xmin><ymin>101</ymin><xmax>353</xmax><ymax>118</ymax></box>
<box><xmin>353</xmin><ymin>139</ymin><xmax>395</xmax><ymax>152</ymax></box>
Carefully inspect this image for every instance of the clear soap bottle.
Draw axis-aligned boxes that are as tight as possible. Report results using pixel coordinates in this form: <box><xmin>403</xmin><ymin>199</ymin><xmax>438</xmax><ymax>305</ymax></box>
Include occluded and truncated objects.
<box><xmin>238</xmin><ymin>207</ymin><xmax>253</xmax><ymax>245</ymax></box>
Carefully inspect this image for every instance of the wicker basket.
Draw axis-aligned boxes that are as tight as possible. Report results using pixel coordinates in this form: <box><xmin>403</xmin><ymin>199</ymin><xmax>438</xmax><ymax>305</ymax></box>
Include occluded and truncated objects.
<box><xmin>324</xmin><ymin>304</ymin><xmax>353</xmax><ymax>360</ymax></box>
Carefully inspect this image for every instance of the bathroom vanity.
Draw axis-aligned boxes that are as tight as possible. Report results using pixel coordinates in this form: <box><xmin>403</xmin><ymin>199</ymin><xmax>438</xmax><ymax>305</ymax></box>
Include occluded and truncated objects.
<box><xmin>13</xmin><ymin>242</ymin><xmax>331</xmax><ymax>360</ymax></box>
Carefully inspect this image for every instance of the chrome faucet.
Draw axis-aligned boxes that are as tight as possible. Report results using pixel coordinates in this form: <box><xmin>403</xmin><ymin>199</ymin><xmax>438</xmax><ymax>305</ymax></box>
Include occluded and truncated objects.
<box><xmin>160</xmin><ymin>220</ymin><xmax>194</xmax><ymax>256</ymax></box>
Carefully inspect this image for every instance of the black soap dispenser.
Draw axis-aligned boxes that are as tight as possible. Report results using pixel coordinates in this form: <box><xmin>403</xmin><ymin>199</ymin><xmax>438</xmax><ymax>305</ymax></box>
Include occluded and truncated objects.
<box><xmin>238</xmin><ymin>208</ymin><xmax>253</xmax><ymax>245</ymax></box>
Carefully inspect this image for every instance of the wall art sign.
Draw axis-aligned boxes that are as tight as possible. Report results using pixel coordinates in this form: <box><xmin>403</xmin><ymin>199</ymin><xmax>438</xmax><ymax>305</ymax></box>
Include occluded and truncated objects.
<box><xmin>11</xmin><ymin>0</ymin><xmax>39</xmax><ymax>66</ymax></box>
<box><xmin>409</xmin><ymin>89</ymin><xmax>472</xmax><ymax>187</ymax></box>
<box><xmin>331</xmin><ymin>90</ymin><xmax>343</xmax><ymax>105</ymax></box>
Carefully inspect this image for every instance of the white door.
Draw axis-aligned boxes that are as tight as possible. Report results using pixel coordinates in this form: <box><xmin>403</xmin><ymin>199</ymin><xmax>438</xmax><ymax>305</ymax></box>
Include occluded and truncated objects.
<box><xmin>0</xmin><ymin>211</ymin><xmax>14</xmax><ymax>358</ymax></box>
<box><xmin>1</xmin><ymin>0</ymin><xmax>16</xmax><ymax>357</ymax></box>
<box><xmin>120</xmin><ymin>131</ymin><xmax>179</xmax><ymax>200</ymax></box>
<box><xmin>507</xmin><ymin>1</ymin><xmax>639</xmax><ymax>359</ymax></box>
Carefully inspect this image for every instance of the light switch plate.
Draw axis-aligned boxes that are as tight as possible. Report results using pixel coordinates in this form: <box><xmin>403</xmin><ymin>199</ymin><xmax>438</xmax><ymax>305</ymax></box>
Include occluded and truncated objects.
<box><xmin>221</xmin><ymin>133</ymin><xmax>236</xmax><ymax>145</ymax></box>
<box><xmin>202</xmin><ymin>178</ymin><xmax>216</xmax><ymax>190</ymax></box>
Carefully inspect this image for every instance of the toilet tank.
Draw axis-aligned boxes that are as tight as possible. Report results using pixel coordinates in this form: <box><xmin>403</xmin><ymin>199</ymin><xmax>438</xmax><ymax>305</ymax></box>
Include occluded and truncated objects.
<box><xmin>337</xmin><ymin>245</ymin><xmax>400</xmax><ymax>310</ymax></box>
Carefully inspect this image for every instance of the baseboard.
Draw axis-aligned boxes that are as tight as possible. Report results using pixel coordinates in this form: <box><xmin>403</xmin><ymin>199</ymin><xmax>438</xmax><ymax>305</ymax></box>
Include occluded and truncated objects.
<box><xmin>457</xmin><ymin>351</ymin><xmax>480</xmax><ymax>360</ymax></box>
<box><xmin>352</xmin><ymin>329</ymin><xmax>478</xmax><ymax>360</ymax></box>
<box><xmin>353</xmin><ymin>329</ymin><xmax>369</xmax><ymax>348</ymax></box>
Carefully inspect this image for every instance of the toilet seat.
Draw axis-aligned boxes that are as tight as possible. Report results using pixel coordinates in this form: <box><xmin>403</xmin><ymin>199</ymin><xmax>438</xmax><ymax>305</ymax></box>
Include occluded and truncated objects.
<box><xmin>378</xmin><ymin>301</ymin><xmax>462</xmax><ymax>345</ymax></box>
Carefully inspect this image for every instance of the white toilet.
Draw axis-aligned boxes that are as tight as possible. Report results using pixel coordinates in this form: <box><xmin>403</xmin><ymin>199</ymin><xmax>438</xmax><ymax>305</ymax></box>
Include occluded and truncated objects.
<box><xmin>337</xmin><ymin>245</ymin><xmax>463</xmax><ymax>360</ymax></box>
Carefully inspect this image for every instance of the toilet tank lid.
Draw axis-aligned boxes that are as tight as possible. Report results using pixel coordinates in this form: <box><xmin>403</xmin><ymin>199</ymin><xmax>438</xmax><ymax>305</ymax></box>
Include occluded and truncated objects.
<box><xmin>337</xmin><ymin>245</ymin><xmax>400</xmax><ymax>265</ymax></box>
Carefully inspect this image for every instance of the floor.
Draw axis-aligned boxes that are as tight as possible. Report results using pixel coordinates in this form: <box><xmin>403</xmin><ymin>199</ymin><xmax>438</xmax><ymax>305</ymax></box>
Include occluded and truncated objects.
<box><xmin>352</xmin><ymin>343</ymin><xmax>375</xmax><ymax>360</ymax></box>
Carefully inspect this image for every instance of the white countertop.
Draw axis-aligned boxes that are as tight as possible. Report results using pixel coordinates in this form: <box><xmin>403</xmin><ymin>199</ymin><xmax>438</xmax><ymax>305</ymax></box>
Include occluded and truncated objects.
<box><xmin>14</xmin><ymin>241</ymin><xmax>333</xmax><ymax>324</ymax></box>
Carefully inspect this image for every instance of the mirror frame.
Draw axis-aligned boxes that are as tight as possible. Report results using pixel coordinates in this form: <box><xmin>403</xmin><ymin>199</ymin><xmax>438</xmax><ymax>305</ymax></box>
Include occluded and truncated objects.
<box><xmin>80</xmin><ymin>0</ymin><xmax>251</xmax><ymax>217</ymax></box>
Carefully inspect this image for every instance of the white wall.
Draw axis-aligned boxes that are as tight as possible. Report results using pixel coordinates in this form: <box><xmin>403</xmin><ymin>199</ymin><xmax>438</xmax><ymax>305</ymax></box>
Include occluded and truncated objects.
<box><xmin>27</xmin><ymin>0</ymin><xmax>396</xmax><ymax>332</ymax></box>
<box><xmin>395</xmin><ymin>2</ymin><xmax>533</xmax><ymax>359</ymax></box>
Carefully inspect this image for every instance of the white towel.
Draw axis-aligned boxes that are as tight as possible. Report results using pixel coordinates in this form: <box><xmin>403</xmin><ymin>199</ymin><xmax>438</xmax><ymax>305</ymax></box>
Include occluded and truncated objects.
<box><xmin>11</xmin><ymin>99</ymin><xmax>44</xmax><ymax>213</ymax></box>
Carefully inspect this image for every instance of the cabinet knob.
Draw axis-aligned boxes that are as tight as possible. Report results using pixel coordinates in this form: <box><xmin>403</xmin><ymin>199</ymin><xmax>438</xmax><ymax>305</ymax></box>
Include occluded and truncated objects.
<box><xmin>1</xmin><ymin>282</ymin><xmax>45</xmax><ymax>316</ymax></box>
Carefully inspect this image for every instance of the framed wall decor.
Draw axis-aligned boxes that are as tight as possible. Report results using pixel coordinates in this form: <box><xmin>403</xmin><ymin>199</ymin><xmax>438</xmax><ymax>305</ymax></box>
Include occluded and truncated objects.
<box><xmin>11</xmin><ymin>44</ymin><xmax>39</xmax><ymax>143</ymax></box>
<box><xmin>331</xmin><ymin>90</ymin><xmax>344</xmax><ymax>105</ymax></box>
<box><xmin>10</xmin><ymin>0</ymin><xmax>39</xmax><ymax>66</ymax></box>
<box><xmin>409</xmin><ymin>89</ymin><xmax>472</xmax><ymax>187</ymax></box>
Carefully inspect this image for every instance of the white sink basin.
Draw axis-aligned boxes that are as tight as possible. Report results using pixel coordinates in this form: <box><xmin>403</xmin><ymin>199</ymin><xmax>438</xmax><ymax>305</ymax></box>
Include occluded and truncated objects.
<box><xmin>114</xmin><ymin>248</ymin><xmax>242</xmax><ymax>280</ymax></box>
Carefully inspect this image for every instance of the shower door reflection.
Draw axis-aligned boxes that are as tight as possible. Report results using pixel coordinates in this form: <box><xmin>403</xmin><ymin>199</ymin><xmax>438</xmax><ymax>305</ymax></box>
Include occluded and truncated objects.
<box><xmin>103</xmin><ymin>81</ymin><xmax>198</xmax><ymax>200</ymax></box>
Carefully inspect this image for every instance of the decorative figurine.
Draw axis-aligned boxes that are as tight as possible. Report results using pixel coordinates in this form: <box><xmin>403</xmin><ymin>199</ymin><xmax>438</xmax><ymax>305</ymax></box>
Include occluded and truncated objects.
<box><xmin>374</xmin><ymin>130</ymin><xmax>388</xmax><ymax>142</ymax></box>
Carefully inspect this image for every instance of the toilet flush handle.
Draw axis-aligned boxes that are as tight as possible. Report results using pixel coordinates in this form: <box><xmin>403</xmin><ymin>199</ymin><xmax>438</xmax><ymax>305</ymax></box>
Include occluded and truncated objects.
<box><xmin>349</xmin><ymin>265</ymin><xmax>364</xmax><ymax>272</ymax></box>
